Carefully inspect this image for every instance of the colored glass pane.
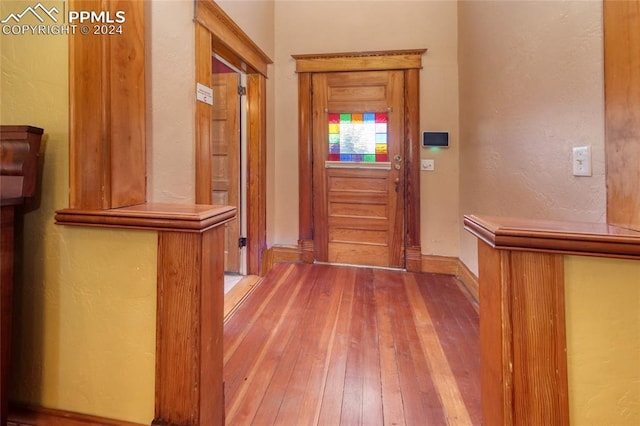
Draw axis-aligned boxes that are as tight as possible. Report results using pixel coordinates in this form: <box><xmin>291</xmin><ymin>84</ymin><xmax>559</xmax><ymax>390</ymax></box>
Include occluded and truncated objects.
<box><xmin>376</xmin><ymin>153</ymin><xmax>388</xmax><ymax>162</ymax></box>
<box><xmin>326</xmin><ymin>111</ymin><xmax>388</xmax><ymax>163</ymax></box>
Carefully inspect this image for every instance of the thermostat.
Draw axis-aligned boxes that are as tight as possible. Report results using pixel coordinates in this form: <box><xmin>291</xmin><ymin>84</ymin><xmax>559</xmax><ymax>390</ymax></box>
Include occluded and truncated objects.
<box><xmin>422</xmin><ymin>132</ymin><xmax>449</xmax><ymax>148</ymax></box>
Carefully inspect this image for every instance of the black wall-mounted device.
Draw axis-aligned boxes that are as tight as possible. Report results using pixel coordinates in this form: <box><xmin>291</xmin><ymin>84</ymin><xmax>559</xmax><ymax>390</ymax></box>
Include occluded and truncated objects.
<box><xmin>422</xmin><ymin>131</ymin><xmax>449</xmax><ymax>148</ymax></box>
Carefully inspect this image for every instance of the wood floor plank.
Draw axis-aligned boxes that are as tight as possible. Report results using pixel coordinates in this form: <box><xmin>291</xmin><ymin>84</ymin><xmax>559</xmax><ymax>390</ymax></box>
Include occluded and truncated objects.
<box><xmin>374</xmin><ymin>271</ymin><xmax>407</xmax><ymax>426</ymax></box>
<box><xmin>404</xmin><ymin>274</ymin><xmax>473</xmax><ymax>425</ymax></box>
<box><xmin>361</xmin><ymin>269</ymin><xmax>383</xmax><ymax>426</ymax></box>
<box><xmin>417</xmin><ymin>274</ymin><xmax>481</xmax><ymax>424</ymax></box>
<box><xmin>339</xmin><ymin>268</ymin><xmax>370</xmax><ymax>425</ymax></box>
<box><xmin>225</xmin><ymin>264</ymin><xmax>313</xmax><ymax>423</ymax></box>
<box><xmin>316</xmin><ymin>268</ymin><xmax>357</xmax><ymax>426</ymax></box>
<box><xmin>275</xmin><ymin>265</ymin><xmax>343</xmax><ymax>425</ymax></box>
<box><xmin>223</xmin><ymin>266</ymin><xmax>300</xmax><ymax>405</ymax></box>
<box><xmin>223</xmin><ymin>264</ymin><xmax>480</xmax><ymax>426</ymax></box>
<box><xmin>377</xmin><ymin>270</ymin><xmax>424</xmax><ymax>424</ymax></box>
<box><xmin>224</xmin><ymin>264</ymin><xmax>296</xmax><ymax>363</ymax></box>
<box><xmin>383</xmin><ymin>270</ymin><xmax>447</xmax><ymax>425</ymax></box>
<box><xmin>238</xmin><ymin>265</ymin><xmax>322</xmax><ymax>424</ymax></box>
<box><xmin>303</xmin><ymin>267</ymin><xmax>353</xmax><ymax>425</ymax></box>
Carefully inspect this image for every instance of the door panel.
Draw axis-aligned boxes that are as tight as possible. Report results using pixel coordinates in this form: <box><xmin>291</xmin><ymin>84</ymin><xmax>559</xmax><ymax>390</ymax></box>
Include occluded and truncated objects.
<box><xmin>212</xmin><ymin>72</ymin><xmax>240</xmax><ymax>272</ymax></box>
<box><xmin>312</xmin><ymin>71</ymin><xmax>405</xmax><ymax>268</ymax></box>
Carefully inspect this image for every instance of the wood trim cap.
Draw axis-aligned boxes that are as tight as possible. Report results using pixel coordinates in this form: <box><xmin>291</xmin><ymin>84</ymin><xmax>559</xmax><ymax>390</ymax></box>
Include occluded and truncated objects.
<box><xmin>464</xmin><ymin>214</ymin><xmax>640</xmax><ymax>259</ymax></box>
<box><xmin>56</xmin><ymin>203</ymin><xmax>236</xmax><ymax>233</ymax></box>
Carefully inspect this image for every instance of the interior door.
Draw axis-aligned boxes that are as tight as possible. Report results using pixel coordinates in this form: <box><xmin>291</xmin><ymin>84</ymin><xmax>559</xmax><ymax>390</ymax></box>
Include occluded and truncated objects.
<box><xmin>312</xmin><ymin>71</ymin><xmax>405</xmax><ymax>268</ymax></box>
<box><xmin>212</xmin><ymin>71</ymin><xmax>241</xmax><ymax>272</ymax></box>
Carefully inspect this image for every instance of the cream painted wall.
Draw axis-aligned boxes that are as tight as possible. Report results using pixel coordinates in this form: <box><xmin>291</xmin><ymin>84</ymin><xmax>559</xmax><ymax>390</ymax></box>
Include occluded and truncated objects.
<box><xmin>564</xmin><ymin>256</ymin><xmax>640</xmax><ymax>425</ymax></box>
<box><xmin>458</xmin><ymin>0</ymin><xmax>606</xmax><ymax>274</ymax></box>
<box><xmin>147</xmin><ymin>0</ymin><xmax>197</xmax><ymax>203</ymax></box>
<box><xmin>217</xmin><ymin>0</ymin><xmax>275</xmax><ymax>59</ymax></box>
<box><xmin>149</xmin><ymin>0</ymin><xmax>277</xmax><ymax>240</ymax></box>
<box><xmin>273</xmin><ymin>0</ymin><xmax>460</xmax><ymax>256</ymax></box>
<box><xmin>1</xmin><ymin>0</ymin><xmax>156</xmax><ymax>423</ymax></box>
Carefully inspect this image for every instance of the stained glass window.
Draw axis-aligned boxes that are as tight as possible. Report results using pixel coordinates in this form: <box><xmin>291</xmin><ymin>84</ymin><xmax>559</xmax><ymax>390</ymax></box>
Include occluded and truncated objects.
<box><xmin>327</xmin><ymin>112</ymin><xmax>388</xmax><ymax>162</ymax></box>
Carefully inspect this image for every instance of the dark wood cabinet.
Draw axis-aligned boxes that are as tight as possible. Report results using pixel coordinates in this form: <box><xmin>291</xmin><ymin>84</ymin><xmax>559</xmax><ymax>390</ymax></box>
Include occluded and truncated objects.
<box><xmin>1</xmin><ymin>125</ymin><xmax>43</xmax><ymax>425</ymax></box>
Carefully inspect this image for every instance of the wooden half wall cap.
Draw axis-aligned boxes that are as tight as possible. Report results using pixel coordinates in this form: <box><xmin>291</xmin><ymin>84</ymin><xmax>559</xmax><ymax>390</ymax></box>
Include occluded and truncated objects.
<box><xmin>56</xmin><ymin>203</ymin><xmax>236</xmax><ymax>233</ymax></box>
<box><xmin>464</xmin><ymin>214</ymin><xmax>640</xmax><ymax>259</ymax></box>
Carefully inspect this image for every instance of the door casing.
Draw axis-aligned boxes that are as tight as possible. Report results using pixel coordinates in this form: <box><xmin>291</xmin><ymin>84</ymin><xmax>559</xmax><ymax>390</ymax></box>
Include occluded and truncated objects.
<box><xmin>194</xmin><ymin>1</ymin><xmax>272</xmax><ymax>276</ymax></box>
<box><xmin>293</xmin><ymin>49</ymin><xmax>426</xmax><ymax>272</ymax></box>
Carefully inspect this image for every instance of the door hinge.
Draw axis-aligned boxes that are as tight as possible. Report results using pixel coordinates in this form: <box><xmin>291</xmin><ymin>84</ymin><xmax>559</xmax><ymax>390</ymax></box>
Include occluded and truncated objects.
<box><xmin>238</xmin><ymin>85</ymin><xmax>247</xmax><ymax>96</ymax></box>
<box><xmin>238</xmin><ymin>237</ymin><xmax>247</xmax><ymax>248</ymax></box>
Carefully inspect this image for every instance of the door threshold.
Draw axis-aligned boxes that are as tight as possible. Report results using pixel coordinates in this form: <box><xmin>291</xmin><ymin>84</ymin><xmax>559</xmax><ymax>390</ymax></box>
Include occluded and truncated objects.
<box><xmin>224</xmin><ymin>275</ymin><xmax>262</xmax><ymax>322</ymax></box>
<box><xmin>313</xmin><ymin>261</ymin><xmax>406</xmax><ymax>272</ymax></box>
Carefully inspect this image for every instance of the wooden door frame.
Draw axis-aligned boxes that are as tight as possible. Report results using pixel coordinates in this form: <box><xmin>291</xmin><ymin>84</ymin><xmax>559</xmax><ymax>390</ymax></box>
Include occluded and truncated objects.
<box><xmin>293</xmin><ymin>49</ymin><xmax>427</xmax><ymax>272</ymax></box>
<box><xmin>194</xmin><ymin>0</ymin><xmax>272</xmax><ymax>276</ymax></box>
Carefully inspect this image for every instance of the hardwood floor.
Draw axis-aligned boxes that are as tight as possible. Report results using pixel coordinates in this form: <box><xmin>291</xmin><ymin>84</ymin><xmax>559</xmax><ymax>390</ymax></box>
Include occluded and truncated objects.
<box><xmin>224</xmin><ymin>263</ymin><xmax>480</xmax><ymax>425</ymax></box>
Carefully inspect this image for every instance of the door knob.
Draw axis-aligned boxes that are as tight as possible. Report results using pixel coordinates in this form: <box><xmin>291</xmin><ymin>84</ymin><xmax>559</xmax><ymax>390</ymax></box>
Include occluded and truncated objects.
<box><xmin>394</xmin><ymin>155</ymin><xmax>402</xmax><ymax>162</ymax></box>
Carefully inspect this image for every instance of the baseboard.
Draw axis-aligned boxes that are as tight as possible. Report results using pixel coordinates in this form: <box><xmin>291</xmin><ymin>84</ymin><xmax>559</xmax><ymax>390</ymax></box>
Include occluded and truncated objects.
<box><xmin>456</xmin><ymin>259</ymin><xmax>479</xmax><ymax>303</ymax></box>
<box><xmin>272</xmin><ymin>245</ymin><xmax>300</xmax><ymax>263</ymax></box>
<box><xmin>8</xmin><ymin>404</ymin><xmax>145</xmax><ymax>426</ymax></box>
<box><xmin>262</xmin><ymin>245</ymin><xmax>300</xmax><ymax>275</ymax></box>
<box><xmin>405</xmin><ymin>246</ymin><xmax>422</xmax><ymax>273</ymax></box>
<box><xmin>420</xmin><ymin>254</ymin><xmax>459</xmax><ymax>275</ymax></box>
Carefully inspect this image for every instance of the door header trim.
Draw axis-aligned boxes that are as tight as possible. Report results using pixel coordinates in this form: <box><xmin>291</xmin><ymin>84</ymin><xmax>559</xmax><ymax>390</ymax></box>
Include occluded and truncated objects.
<box><xmin>196</xmin><ymin>0</ymin><xmax>273</xmax><ymax>76</ymax></box>
<box><xmin>292</xmin><ymin>49</ymin><xmax>427</xmax><ymax>73</ymax></box>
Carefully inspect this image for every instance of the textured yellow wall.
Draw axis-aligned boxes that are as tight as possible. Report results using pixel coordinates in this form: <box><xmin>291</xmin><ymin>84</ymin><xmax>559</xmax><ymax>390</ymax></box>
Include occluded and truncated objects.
<box><xmin>1</xmin><ymin>0</ymin><xmax>156</xmax><ymax>423</ymax></box>
<box><xmin>564</xmin><ymin>256</ymin><xmax>640</xmax><ymax>425</ymax></box>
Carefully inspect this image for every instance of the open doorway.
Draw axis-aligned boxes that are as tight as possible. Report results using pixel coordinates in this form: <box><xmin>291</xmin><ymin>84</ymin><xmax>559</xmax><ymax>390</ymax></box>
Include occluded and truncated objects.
<box><xmin>212</xmin><ymin>55</ymin><xmax>248</xmax><ymax>292</ymax></box>
<box><xmin>194</xmin><ymin>12</ymin><xmax>271</xmax><ymax>277</ymax></box>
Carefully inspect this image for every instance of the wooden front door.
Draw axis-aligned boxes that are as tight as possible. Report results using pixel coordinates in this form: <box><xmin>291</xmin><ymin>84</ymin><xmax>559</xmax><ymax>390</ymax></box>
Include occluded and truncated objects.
<box><xmin>312</xmin><ymin>71</ymin><xmax>405</xmax><ymax>268</ymax></box>
<box><xmin>212</xmin><ymin>72</ymin><xmax>241</xmax><ymax>272</ymax></box>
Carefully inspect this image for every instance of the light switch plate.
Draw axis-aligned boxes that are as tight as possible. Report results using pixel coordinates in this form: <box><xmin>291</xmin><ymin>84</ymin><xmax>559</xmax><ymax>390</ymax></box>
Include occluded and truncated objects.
<box><xmin>572</xmin><ymin>146</ymin><xmax>591</xmax><ymax>177</ymax></box>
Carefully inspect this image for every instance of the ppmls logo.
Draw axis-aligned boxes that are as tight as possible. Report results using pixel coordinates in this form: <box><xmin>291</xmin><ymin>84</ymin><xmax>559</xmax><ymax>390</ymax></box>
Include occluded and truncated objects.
<box><xmin>1</xmin><ymin>2</ymin><xmax>126</xmax><ymax>36</ymax></box>
<box><xmin>1</xmin><ymin>2</ymin><xmax>60</xmax><ymax>24</ymax></box>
